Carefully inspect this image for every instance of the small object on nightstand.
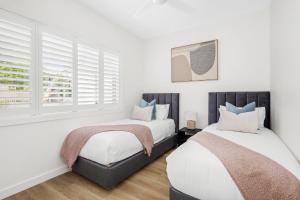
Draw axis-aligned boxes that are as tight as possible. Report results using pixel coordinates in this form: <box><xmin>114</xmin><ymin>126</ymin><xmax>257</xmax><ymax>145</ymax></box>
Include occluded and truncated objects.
<box><xmin>177</xmin><ymin>127</ymin><xmax>202</xmax><ymax>146</ymax></box>
<box><xmin>185</xmin><ymin>111</ymin><xmax>197</xmax><ymax>129</ymax></box>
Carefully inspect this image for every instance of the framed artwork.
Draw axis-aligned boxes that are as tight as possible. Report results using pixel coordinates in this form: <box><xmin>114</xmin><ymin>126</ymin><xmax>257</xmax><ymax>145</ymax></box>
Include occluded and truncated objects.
<box><xmin>171</xmin><ymin>40</ymin><xmax>218</xmax><ymax>82</ymax></box>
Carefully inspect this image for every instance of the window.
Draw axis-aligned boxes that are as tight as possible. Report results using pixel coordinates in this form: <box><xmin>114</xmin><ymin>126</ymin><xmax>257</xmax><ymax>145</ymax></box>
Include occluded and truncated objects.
<box><xmin>103</xmin><ymin>52</ymin><xmax>119</xmax><ymax>105</ymax></box>
<box><xmin>0</xmin><ymin>18</ymin><xmax>32</xmax><ymax>109</ymax></box>
<box><xmin>41</xmin><ymin>32</ymin><xmax>73</xmax><ymax>107</ymax></box>
<box><xmin>77</xmin><ymin>44</ymin><xmax>99</xmax><ymax>105</ymax></box>
<box><xmin>0</xmin><ymin>11</ymin><xmax>121</xmax><ymax>122</ymax></box>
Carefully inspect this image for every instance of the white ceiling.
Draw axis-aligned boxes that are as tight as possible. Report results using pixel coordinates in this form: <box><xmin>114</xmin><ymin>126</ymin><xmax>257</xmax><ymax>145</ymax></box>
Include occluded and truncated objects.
<box><xmin>75</xmin><ymin>0</ymin><xmax>271</xmax><ymax>39</ymax></box>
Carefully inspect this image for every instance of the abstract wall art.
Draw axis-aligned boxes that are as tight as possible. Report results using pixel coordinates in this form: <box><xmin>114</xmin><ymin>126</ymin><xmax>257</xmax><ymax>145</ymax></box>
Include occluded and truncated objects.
<box><xmin>171</xmin><ymin>40</ymin><xmax>218</xmax><ymax>82</ymax></box>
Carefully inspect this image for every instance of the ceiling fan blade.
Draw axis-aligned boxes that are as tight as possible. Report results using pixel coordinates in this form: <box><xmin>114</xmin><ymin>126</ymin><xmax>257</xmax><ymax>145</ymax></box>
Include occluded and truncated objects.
<box><xmin>167</xmin><ymin>0</ymin><xmax>194</xmax><ymax>14</ymax></box>
<box><xmin>133</xmin><ymin>0</ymin><xmax>153</xmax><ymax>19</ymax></box>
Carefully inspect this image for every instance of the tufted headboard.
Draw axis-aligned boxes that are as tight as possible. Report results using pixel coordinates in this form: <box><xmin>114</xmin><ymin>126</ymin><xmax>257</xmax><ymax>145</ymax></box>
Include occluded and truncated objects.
<box><xmin>142</xmin><ymin>93</ymin><xmax>180</xmax><ymax>133</ymax></box>
<box><xmin>208</xmin><ymin>92</ymin><xmax>271</xmax><ymax>129</ymax></box>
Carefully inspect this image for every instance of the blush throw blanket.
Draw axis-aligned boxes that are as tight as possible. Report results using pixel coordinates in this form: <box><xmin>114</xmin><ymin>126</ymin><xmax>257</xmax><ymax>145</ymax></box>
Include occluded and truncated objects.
<box><xmin>190</xmin><ymin>132</ymin><xmax>300</xmax><ymax>200</ymax></box>
<box><xmin>61</xmin><ymin>124</ymin><xmax>154</xmax><ymax>168</ymax></box>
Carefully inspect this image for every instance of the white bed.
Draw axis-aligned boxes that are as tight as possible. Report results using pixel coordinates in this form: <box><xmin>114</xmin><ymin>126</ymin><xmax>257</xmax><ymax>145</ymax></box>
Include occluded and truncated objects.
<box><xmin>166</xmin><ymin>124</ymin><xmax>300</xmax><ymax>200</ymax></box>
<box><xmin>80</xmin><ymin>119</ymin><xmax>175</xmax><ymax>166</ymax></box>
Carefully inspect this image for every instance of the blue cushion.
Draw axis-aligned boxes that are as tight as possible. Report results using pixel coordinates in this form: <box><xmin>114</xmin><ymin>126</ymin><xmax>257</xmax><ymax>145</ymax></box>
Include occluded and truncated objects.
<box><xmin>226</xmin><ymin>102</ymin><xmax>256</xmax><ymax>114</ymax></box>
<box><xmin>139</xmin><ymin>99</ymin><xmax>156</xmax><ymax>119</ymax></box>
<box><xmin>139</xmin><ymin>99</ymin><xmax>148</xmax><ymax>107</ymax></box>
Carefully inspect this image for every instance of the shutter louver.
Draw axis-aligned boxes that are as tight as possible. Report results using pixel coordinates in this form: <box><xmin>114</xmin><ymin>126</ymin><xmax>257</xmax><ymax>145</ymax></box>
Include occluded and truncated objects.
<box><xmin>42</xmin><ymin>33</ymin><xmax>73</xmax><ymax>106</ymax></box>
<box><xmin>77</xmin><ymin>44</ymin><xmax>99</xmax><ymax>105</ymax></box>
<box><xmin>0</xmin><ymin>19</ymin><xmax>32</xmax><ymax>108</ymax></box>
<box><xmin>103</xmin><ymin>52</ymin><xmax>119</xmax><ymax>104</ymax></box>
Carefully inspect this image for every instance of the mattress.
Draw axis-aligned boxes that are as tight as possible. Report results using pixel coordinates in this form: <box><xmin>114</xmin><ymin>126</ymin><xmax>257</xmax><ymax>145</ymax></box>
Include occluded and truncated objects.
<box><xmin>79</xmin><ymin>119</ymin><xmax>175</xmax><ymax>165</ymax></box>
<box><xmin>166</xmin><ymin>124</ymin><xmax>300</xmax><ymax>200</ymax></box>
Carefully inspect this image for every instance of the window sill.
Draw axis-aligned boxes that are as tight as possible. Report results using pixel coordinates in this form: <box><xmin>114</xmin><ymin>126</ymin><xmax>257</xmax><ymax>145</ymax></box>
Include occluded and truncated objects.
<box><xmin>0</xmin><ymin>107</ymin><xmax>125</xmax><ymax>127</ymax></box>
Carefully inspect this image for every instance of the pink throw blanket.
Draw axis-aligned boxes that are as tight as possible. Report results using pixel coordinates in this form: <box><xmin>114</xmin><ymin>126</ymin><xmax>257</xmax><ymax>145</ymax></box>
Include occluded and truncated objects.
<box><xmin>190</xmin><ymin>132</ymin><xmax>300</xmax><ymax>200</ymax></box>
<box><xmin>61</xmin><ymin>124</ymin><xmax>154</xmax><ymax>168</ymax></box>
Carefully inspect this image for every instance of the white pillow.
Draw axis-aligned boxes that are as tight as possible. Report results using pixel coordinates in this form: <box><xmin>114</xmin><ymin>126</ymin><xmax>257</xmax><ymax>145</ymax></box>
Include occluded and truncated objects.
<box><xmin>131</xmin><ymin>105</ymin><xmax>153</xmax><ymax>122</ymax></box>
<box><xmin>156</xmin><ymin>104</ymin><xmax>170</xmax><ymax>120</ymax></box>
<box><xmin>217</xmin><ymin>109</ymin><xmax>259</xmax><ymax>133</ymax></box>
<box><xmin>219</xmin><ymin>105</ymin><xmax>265</xmax><ymax>128</ymax></box>
<box><xmin>219</xmin><ymin>105</ymin><xmax>226</xmax><ymax>111</ymax></box>
<box><xmin>256</xmin><ymin>107</ymin><xmax>266</xmax><ymax>128</ymax></box>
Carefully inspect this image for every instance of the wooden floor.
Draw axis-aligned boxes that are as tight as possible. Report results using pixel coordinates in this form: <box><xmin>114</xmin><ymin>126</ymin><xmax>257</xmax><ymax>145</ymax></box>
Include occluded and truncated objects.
<box><xmin>6</xmin><ymin>152</ymin><xmax>172</xmax><ymax>200</ymax></box>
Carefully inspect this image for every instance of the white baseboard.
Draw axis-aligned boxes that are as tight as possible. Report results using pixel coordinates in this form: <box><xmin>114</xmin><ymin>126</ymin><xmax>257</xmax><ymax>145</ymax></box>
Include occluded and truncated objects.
<box><xmin>0</xmin><ymin>166</ymin><xmax>70</xmax><ymax>199</ymax></box>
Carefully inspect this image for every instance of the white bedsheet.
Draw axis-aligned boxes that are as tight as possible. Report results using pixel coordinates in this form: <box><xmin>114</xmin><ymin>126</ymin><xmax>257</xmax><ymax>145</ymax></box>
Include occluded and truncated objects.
<box><xmin>166</xmin><ymin>124</ymin><xmax>300</xmax><ymax>200</ymax></box>
<box><xmin>79</xmin><ymin>119</ymin><xmax>175</xmax><ymax>165</ymax></box>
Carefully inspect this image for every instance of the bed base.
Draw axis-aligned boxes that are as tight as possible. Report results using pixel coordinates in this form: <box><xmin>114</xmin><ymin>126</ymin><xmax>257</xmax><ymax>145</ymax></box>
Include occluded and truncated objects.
<box><xmin>72</xmin><ymin>134</ymin><xmax>177</xmax><ymax>190</ymax></box>
<box><xmin>170</xmin><ymin>186</ymin><xmax>200</xmax><ymax>200</ymax></box>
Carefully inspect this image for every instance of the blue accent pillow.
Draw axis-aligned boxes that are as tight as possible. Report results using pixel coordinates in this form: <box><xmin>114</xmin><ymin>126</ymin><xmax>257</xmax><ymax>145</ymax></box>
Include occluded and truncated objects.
<box><xmin>226</xmin><ymin>102</ymin><xmax>256</xmax><ymax>114</ymax></box>
<box><xmin>139</xmin><ymin>99</ymin><xmax>156</xmax><ymax>120</ymax></box>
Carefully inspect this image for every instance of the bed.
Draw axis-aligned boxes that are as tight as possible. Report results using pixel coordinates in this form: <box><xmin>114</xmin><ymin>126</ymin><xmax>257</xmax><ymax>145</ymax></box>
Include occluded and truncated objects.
<box><xmin>167</xmin><ymin>91</ymin><xmax>300</xmax><ymax>200</ymax></box>
<box><xmin>72</xmin><ymin>93</ymin><xmax>179</xmax><ymax>189</ymax></box>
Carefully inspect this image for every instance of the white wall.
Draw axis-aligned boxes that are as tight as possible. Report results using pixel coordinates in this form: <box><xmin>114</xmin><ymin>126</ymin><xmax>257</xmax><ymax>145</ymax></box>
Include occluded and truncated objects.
<box><xmin>271</xmin><ymin>0</ymin><xmax>300</xmax><ymax>161</ymax></box>
<box><xmin>4</xmin><ymin>1</ymin><xmax>296</xmax><ymax>198</ymax></box>
<box><xmin>143</xmin><ymin>9</ymin><xmax>271</xmax><ymax>129</ymax></box>
<box><xmin>0</xmin><ymin>0</ymin><xmax>143</xmax><ymax>198</ymax></box>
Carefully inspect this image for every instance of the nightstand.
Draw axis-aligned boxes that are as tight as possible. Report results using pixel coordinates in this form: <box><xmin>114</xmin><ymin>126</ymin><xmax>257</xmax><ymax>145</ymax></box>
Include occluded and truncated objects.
<box><xmin>177</xmin><ymin>127</ymin><xmax>202</xmax><ymax>146</ymax></box>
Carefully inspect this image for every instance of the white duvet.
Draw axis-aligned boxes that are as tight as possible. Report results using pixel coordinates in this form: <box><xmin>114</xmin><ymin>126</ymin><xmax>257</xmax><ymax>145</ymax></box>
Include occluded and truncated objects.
<box><xmin>79</xmin><ymin>119</ymin><xmax>175</xmax><ymax>166</ymax></box>
<box><xmin>166</xmin><ymin>124</ymin><xmax>300</xmax><ymax>200</ymax></box>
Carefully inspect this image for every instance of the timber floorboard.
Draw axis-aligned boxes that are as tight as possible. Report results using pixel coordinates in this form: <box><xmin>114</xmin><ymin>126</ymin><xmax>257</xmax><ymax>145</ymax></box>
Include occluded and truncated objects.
<box><xmin>5</xmin><ymin>151</ymin><xmax>172</xmax><ymax>200</ymax></box>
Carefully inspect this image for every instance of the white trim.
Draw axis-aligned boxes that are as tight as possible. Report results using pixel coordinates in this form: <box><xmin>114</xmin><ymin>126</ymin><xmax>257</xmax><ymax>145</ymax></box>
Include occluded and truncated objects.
<box><xmin>0</xmin><ymin>109</ymin><xmax>124</xmax><ymax>127</ymax></box>
<box><xmin>0</xmin><ymin>166</ymin><xmax>70</xmax><ymax>199</ymax></box>
<box><xmin>38</xmin><ymin>24</ymin><xmax>76</xmax><ymax>43</ymax></box>
<box><xmin>37</xmin><ymin>25</ymin><xmax>43</xmax><ymax>115</ymax></box>
<box><xmin>29</xmin><ymin>17</ymin><xmax>37</xmax><ymax>116</ymax></box>
<box><xmin>39</xmin><ymin>29</ymin><xmax>75</xmax><ymax>112</ymax></box>
<box><xmin>33</xmin><ymin>23</ymin><xmax>40</xmax><ymax>115</ymax></box>
<box><xmin>73</xmin><ymin>40</ymin><xmax>78</xmax><ymax>111</ymax></box>
<box><xmin>103</xmin><ymin>51</ymin><xmax>121</xmax><ymax>107</ymax></box>
<box><xmin>0</xmin><ymin>9</ymin><xmax>124</xmax><ymax>123</ymax></box>
<box><xmin>98</xmin><ymin>50</ymin><xmax>104</xmax><ymax>108</ymax></box>
<box><xmin>118</xmin><ymin>52</ymin><xmax>124</xmax><ymax>109</ymax></box>
<box><xmin>76</xmin><ymin>42</ymin><xmax>101</xmax><ymax>110</ymax></box>
<box><xmin>0</xmin><ymin>10</ymin><xmax>36</xmax><ymax>116</ymax></box>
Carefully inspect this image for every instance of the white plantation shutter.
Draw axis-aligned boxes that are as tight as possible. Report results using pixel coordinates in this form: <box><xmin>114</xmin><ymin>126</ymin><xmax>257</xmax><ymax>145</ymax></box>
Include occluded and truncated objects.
<box><xmin>103</xmin><ymin>52</ymin><xmax>119</xmax><ymax>104</ymax></box>
<box><xmin>41</xmin><ymin>33</ymin><xmax>73</xmax><ymax>106</ymax></box>
<box><xmin>0</xmin><ymin>18</ymin><xmax>32</xmax><ymax>109</ymax></box>
<box><xmin>0</xmin><ymin>11</ymin><xmax>126</xmax><ymax>121</ymax></box>
<box><xmin>77</xmin><ymin>44</ymin><xmax>99</xmax><ymax>105</ymax></box>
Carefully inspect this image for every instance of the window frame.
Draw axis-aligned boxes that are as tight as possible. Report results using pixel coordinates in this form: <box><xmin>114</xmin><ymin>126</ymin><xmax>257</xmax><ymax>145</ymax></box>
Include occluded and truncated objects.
<box><xmin>0</xmin><ymin>10</ymin><xmax>37</xmax><ymax>117</ymax></box>
<box><xmin>0</xmin><ymin>10</ymin><xmax>122</xmax><ymax>125</ymax></box>
<box><xmin>103</xmin><ymin>49</ymin><xmax>121</xmax><ymax>108</ymax></box>
<box><xmin>38</xmin><ymin>26</ymin><xmax>75</xmax><ymax>114</ymax></box>
<box><xmin>76</xmin><ymin>40</ymin><xmax>103</xmax><ymax>111</ymax></box>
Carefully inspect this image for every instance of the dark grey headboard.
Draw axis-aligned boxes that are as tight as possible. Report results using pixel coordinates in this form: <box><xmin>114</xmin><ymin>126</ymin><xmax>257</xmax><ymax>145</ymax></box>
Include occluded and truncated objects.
<box><xmin>142</xmin><ymin>93</ymin><xmax>179</xmax><ymax>132</ymax></box>
<box><xmin>208</xmin><ymin>92</ymin><xmax>271</xmax><ymax>129</ymax></box>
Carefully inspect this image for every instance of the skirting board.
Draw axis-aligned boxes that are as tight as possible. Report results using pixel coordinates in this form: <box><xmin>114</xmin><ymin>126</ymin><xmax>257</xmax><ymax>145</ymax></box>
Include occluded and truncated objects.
<box><xmin>0</xmin><ymin>166</ymin><xmax>70</xmax><ymax>199</ymax></box>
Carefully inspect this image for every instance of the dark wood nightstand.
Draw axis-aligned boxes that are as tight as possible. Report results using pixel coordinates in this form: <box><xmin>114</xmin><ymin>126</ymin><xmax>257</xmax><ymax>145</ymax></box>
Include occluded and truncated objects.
<box><xmin>177</xmin><ymin>127</ymin><xmax>202</xmax><ymax>146</ymax></box>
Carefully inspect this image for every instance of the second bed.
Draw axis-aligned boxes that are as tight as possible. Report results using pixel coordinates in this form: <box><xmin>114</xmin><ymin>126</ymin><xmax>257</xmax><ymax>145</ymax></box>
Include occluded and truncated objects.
<box><xmin>72</xmin><ymin>93</ymin><xmax>179</xmax><ymax>189</ymax></box>
<box><xmin>167</xmin><ymin>92</ymin><xmax>300</xmax><ymax>200</ymax></box>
